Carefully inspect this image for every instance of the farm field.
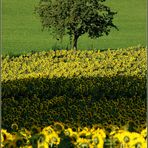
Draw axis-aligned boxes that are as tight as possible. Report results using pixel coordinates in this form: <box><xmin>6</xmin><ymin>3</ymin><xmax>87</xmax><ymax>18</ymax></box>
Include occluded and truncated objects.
<box><xmin>2</xmin><ymin>47</ymin><xmax>147</xmax><ymax>147</ymax></box>
<box><xmin>1</xmin><ymin>0</ymin><xmax>147</xmax><ymax>147</ymax></box>
<box><xmin>2</xmin><ymin>0</ymin><xmax>146</xmax><ymax>56</ymax></box>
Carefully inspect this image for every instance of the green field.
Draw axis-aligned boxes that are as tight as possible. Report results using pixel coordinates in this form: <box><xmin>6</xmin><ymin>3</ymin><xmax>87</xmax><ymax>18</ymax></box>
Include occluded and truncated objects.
<box><xmin>2</xmin><ymin>0</ymin><xmax>146</xmax><ymax>56</ymax></box>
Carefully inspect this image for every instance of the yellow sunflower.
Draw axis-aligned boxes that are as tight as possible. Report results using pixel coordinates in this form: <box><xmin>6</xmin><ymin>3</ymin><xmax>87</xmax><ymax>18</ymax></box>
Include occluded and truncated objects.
<box><xmin>92</xmin><ymin>133</ymin><xmax>104</xmax><ymax>148</ymax></box>
<box><xmin>112</xmin><ymin>130</ymin><xmax>131</xmax><ymax>144</ymax></box>
<box><xmin>11</xmin><ymin>123</ymin><xmax>19</xmax><ymax>131</ymax></box>
<box><xmin>64</xmin><ymin>128</ymin><xmax>74</xmax><ymax>137</ymax></box>
<box><xmin>1</xmin><ymin>129</ymin><xmax>14</xmax><ymax>142</ymax></box>
<box><xmin>78</xmin><ymin>128</ymin><xmax>89</xmax><ymax>138</ymax></box>
<box><xmin>18</xmin><ymin>128</ymin><xmax>31</xmax><ymax>140</ymax></box>
<box><xmin>128</xmin><ymin>133</ymin><xmax>146</xmax><ymax>148</ymax></box>
<box><xmin>141</xmin><ymin>128</ymin><xmax>147</xmax><ymax>138</ymax></box>
<box><xmin>42</xmin><ymin>126</ymin><xmax>54</xmax><ymax>135</ymax></box>
<box><xmin>53</xmin><ymin>122</ymin><xmax>65</xmax><ymax>134</ymax></box>
<box><xmin>96</xmin><ymin>128</ymin><xmax>106</xmax><ymax>139</ymax></box>
<box><xmin>109</xmin><ymin>125</ymin><xmax>120</xmax><ymax>136</ymax></box>
<box><xmin>76</xmin><ymin>138</ymin><xmax>90</xmax><ymax>148</ymax></box>
<box><xmin>37</xmin><ymin>141</ymin><xmax>49</xmax><ymax>148</ymax></box>
<box><xmin>111</xmin><ymin>130</ymin><xmax>134</xmax><ymax>148</ymax></box>
<box><xmin>47</xmin><ymin>132</ymin><xmax>60</xmax><ymax>145</ymax></box>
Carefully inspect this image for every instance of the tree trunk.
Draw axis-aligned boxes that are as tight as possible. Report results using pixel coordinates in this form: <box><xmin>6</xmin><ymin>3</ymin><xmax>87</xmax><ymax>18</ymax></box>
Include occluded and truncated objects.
<box><xmin>72</xmin><ymin>34</ymin><xmax>79</xmax><ymax>50</ymax></box>
<box><xmin>69</xmin><ymin>34</ymin><xmax>72</xmax><ymax>49</ymax></box>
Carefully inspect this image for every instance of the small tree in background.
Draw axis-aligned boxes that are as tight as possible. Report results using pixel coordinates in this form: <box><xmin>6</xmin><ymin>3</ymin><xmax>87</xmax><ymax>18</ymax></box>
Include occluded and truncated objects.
<box><xmin>35</xmin><ymin>0</ymin><xmax>118</xmax><ymax>50</ymax></box>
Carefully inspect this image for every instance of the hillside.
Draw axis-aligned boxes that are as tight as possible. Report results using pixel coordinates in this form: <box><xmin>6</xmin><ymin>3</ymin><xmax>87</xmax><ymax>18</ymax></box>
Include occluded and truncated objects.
<box><xmin>2</xmin><ymin>0</ymin><xmax>146</xmax><ymax>56</ymax></box>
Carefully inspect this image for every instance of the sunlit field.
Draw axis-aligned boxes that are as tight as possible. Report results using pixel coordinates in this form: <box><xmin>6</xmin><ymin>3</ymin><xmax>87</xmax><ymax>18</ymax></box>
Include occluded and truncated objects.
<box><xmin>2</xmin><ymin>0</ymin><xmax>146</xmax><ymax>56</ymax></box>
<box><xmin>2</xmin><ymin>47</ymin><xmax>147</xmax><ymax>147</ymax></box>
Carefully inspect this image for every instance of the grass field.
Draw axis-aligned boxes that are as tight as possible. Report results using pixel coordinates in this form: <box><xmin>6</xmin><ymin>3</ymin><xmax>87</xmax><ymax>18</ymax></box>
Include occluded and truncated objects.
<box><xmin>2</xmin><ymin>0</ymin><xmax>146</xmax><ymax>56</ymax></box>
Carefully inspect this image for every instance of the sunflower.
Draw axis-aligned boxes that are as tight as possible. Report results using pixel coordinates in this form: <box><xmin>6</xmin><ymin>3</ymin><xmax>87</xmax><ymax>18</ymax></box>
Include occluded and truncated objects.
<box><xmin>1</xmin><ymin>130</ymin><xmax>4</xmax><ymax>143</ymax></box>
<box><xmin>92</xmin><ymin>136</ymin><xmax>99</xmax><ymax>145</ymax></box>
<box><xmin>92</xmin><ymin>133</ymin><xmax>104</xmax><ymax>148</ymax></box>
<box><xmin>64</xmin><ymin>128</ymin><xmax>74</xmax><ymax>137</ymax></box>
<box><xmin>53</xmin><ymin>122</ymin><xmax>64</xmax><ymax>134</ymax></box>
<box><xmin>48</xmin><ymin>132</ymin><xmax>60</xmax><ymax>145</ymax></box>
<box><xmin>109</xmin><ymin>125</ymin><xmax>120</xmax><ymax>136</ymax></box>
<box><xmin>42</xmin><ymin>126</ymin><xmax>60</xmax><ymax>146</ymax></box>
<box><xmin>38</xmin><ymin>142</ymin><xmax>49</xmax><ymax>148</ymax></box>
<box><xmin>76</xmin><ymin>138</ymin><xmax>90</xmax><ymax>148</ymax></box>
<box><xmin>18</xmin><ymin>127</ymin><xmax>31</xmax><ymax>140</ymax></box>
<box><xmin>78</xmin><ymin>128</ymin><xmax>89</xmax><ymax>138</ymax></box>
<box><xmin>129</xmin><ymin>141</ymin><xmax>146</xmax><ymax>148</ymax></box>
<box><xmin>1</xmin><ymin>129</ymin><xmax>14</xmax><ymax>142</ymax></box>
<box><xmin>96</xmin><ymin>128</ymin><xmax>106</xmax><ymax>139</ymax></box>
<box><xmin>11</xmin><ymin>123</ymin><xmax>19</xmax><ymax>131</ymax></box>
<box><xmin>70</xmin><ymin>132</ymin><xmax>78</xmax><ymax>145</ymax></box>
<box><xmin>90</xmin><ymin>124</ymin><xmax>100</xmax><ymax>133</ymax></box>
<box><xmin>124</xmin><ymin>136</ymin><xmax>130</xmax><ymax>143</ymax></box>
<box><xmin>128</xmin><ymin>133</ymin><xmax>146</xmax><ymax>148</ymax></box>
<box><xmin>42</xmin><ymin>126</ymin><xmax>54</xmax><ymax>135</ymax></box>
<box><xmin>112</xmin><ymin>130</ymin><xmax>131</xmax><ymax>144</ymax></box>
<box><xmin>141</xmin><ymin>128</ymin><xmax>147</xmax><ymax>138</ymax></box>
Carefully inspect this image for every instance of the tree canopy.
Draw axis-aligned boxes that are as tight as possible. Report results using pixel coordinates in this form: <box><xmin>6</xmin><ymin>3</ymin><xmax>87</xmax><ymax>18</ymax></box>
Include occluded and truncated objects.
<box><xmin>35</xmin><ymin>0</ymin><xmax>118</xmax><ymax>49</ymax></box>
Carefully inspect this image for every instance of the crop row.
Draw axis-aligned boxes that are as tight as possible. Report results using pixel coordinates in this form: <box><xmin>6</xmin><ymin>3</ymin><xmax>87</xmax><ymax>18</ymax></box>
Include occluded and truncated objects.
<box><xmin>2</xmin><ymin>94</ymin><xmax>146</xmax><ymax>133</ymax></box>
<box><xmin>1</xmin><ymin>122</ymin><xmax>147</xmax><ymax>148</ymax></box>
<box><xmin>2</xmin><ymin>47</ymin><xmax>146</xmax><ymax>81</ymax></box>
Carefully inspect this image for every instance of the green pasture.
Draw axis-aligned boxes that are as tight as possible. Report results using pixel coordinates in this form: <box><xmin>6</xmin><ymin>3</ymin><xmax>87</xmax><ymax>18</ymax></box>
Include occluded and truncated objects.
<box><xmin>2</xmin><ymin>0</ymin><xmax>146</xmax><ymax>56</ymax></box>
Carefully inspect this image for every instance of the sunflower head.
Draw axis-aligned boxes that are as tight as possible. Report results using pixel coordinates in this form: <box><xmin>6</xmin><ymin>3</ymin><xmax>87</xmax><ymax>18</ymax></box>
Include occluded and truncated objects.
<box><xmin>141</xmin><ymin>128</ymin><xmax>147</xmax><ymax>138</ymax></box>
<box><xmin>1</xmin><ymin>129</ymin><xmax>13</xmax><ymax>141</ymax></box>
<box><xmin>18</xmin><ymin>127</ymin><xmax>31</xmax><ymax>138</ymax></box>
<box><xmin>93</xmin><ymin>137</ymin><xmax>99</xmax><ymax>145</ymax></box>
<box><xmin>50</xmin><ymin>134</ymin><xmax>60</xmax><ymax>145</ymax></box>
<box><xmin>11</xmin><ymin>123</ymin><xmax>18</xmax><ymax>131</ymax></box>
<box><xmin>135</xmin><ymin>142</ymin><xmax>142</xmax><ymax>148</ymax></box>
<box><xmin>53</xmin><ymin>122</ymin><xmax>64</xmax><ymax>134</ymax></box>
<box><xmin>64</xmin><ymin>128</ymin><xmax>74</xmax><ymax>137</ymax></box>
<box><xmin>42</xmin><ymin>126</ymin><xmax>54</xmax><ymax>135</ymax></box>
<box><xmin>123</xmin><ymin>136</ymin><xmax>130</xmax><ymax>143</ymax></box>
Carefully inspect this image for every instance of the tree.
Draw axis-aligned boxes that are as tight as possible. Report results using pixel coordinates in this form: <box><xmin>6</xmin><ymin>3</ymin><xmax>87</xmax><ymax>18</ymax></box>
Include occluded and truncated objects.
<box><xmin>35</xmin><ymin>0</ymin><xmax>118</xmax><ymax>50</ymax></box>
